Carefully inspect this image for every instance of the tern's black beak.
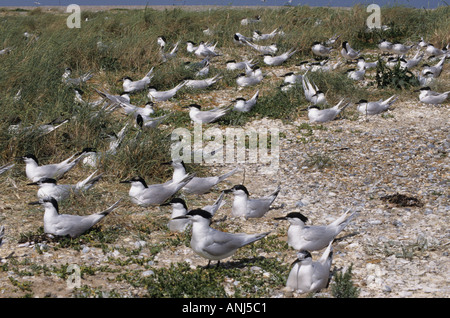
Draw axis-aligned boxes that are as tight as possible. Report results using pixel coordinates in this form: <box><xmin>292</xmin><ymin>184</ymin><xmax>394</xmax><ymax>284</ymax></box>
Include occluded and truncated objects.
<box><xmin>274</xmin><ymin>216</ymin><xmax>287</xmax><ymax>221</ymax></box>
<box><xmin>119</xmin><ymin>180</ymin><xmax>131</xmax><ymax>184</ymax></box>
<box><xmin>223</xmin><ymin>189</ymin><xmax>233</xmax><ymax>194</ymax></box>
<box><xmin>173</xmin><ymin>215</ymin><xmax>188</xmax><ymax>220</ymax></box>
<box><xmin>161</xmin><ymin>161</ymin><xmax>173</xmax><ymax>165</ymax></box>
<box><xmin>28</xmin><ymin>201</ymin><xmax>41</xmax><ymax>206</ymax></box>
<box><xmin>26</xmin><ymin>181</ymin><xmax>39</xmax><ymax>186</ymax></box>
<box><xmin>160</xmin><ymin>202</ymin><xmax>172</xmax><ymax>206</ymax></box>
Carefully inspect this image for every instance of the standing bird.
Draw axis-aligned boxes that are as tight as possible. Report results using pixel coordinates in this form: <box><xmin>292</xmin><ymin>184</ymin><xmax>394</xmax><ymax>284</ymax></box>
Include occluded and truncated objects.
<box><xmin>285</xmin><ymin>241</ymin><xmax>333</xmax><ymax>294</ymax></box>
<box><xmin>28</xmin><ymin>197</ymin><xmax>121</xmax><ymax>238</ymax></box>
<box><xmin>121</xmin><ymin>67</ymin><xmax>154</xmax><ymax>93</ymax></box>
<box><xmin>136</xmin><ymin>113</ymin><xmax>169</xmax><ymax>130</ymax></box>
<box><xmin>120</xmin><ymin>174</ymin><xmax>195</xmax><ymax>207</ymax></box>
<box><xmin>303</xmin><ymin>99</ymin><xmax>350</xmax><ymax>123</ymax></box>
<box><xmin>390</xmin><ymin>42</ymin><xmax>414</xmax><ymax>56</ymax></box>
<box><xmin>173</xmin><ymin>209</ymin><xmax>271</xmax><ymax>267</ymax></box>
<box><xmin>27</xmin><ymin>170</ymin><xmax>103</xmax><ymax>202</ymax></box>
<box><xmin>147</xmin><ymin>81</ymin><xmax>186</xmax><ymax>102</ymax></box>
<box><xmin>425</xmin><ymin>43</ymin><xmax>448</xmax><ymax>57</ymax></box>
<box><xmin>340</xmin><ymin>41</ymin><xmax>360</xmax><ymax>62</ymax></box>
<box><xmin>224</xmin><ymin>184</ymin><xmax>281</xmax><ymax>219</ymax></box>
<box><xmin>275</xmin><ymin>210</ymin><xmax>357</xmax><ymax>252</ymax></box>
<box><xmin>164</xmin><ymin>160</ymin><xmax>239</xmax><ymax>195</ymax></box>
<box><xmin>22</xmin><ymin>152</ymin><xmax>87</xmax><ymax>182</ymax></box>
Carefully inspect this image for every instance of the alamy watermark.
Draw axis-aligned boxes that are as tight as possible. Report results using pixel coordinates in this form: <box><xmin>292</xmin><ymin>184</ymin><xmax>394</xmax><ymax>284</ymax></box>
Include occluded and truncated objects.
<box><xmin>66</xmin><ymin>264</ymin><xmax>81</xmax><ymax>289</ymax></box>
<box><xmin>171</xmin><ymin>123</ymin><xmax>280</xmax><ymax>172</ymax></box>
<box><xmin>367</xmin><ymin>4</ymin><xmax>382</xmax><ymax>30</ymax></box>
<box><xmin>66</xmin><ymin>4</ymin><xmax>81</xmax><ymax>29</ymax></box>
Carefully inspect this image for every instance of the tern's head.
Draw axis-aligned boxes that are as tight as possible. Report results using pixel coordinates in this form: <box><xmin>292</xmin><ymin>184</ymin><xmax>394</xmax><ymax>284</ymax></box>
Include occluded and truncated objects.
<box><xmin>120</xmin><ymin>176</ymin><xmax>148</xmax><ymax>188</ymax></box>
<box><xmin>183</xmin><ymin>208</ymin><xmax>213</xmax><ymax>222</ymax></box>
<box><xmin>23</xmin><ymin>154</ymin><xmax>39</xmax><ymax>165</ymax></box>
<box><xmin>121</xmin><ymin>76</ymin><xmax>133</xmax><ymax>82</ymax></box>
<box><xmin>29</xmin><ymin>196</ymin><xmax>59</xmax><ymax>213</ymax></box>
<box><xmin>342</xmin><ymin>41</ymin><xmax>348</xmax><ymax>49</ymax></box>
<box><xmin>187</xmin><ymin>104</ymin><xmax>201</xmax><ymax>111</ymax></box>
<box><xmin>296</xmin><ymin>250</ymin><xmax>312</xmax><ymax>261</ymax></box>
<box><xmin>275</xmin><ymin>212</ymin><xmax>308</xmax><ymax>224</ymax></box>
<box><xmin>356</xmin><ymin>99</ymin><xmax>368</xmax><ymax>105</ymax></box>
<box><xmin>225</xmin><ymin>184</ymin><xmax>250</xmax><ymax>197</ymax></box>
<box><xmin>161</xmin><ymin>197</ymin><xmax>188</xmax><ymax>210</ymax></box>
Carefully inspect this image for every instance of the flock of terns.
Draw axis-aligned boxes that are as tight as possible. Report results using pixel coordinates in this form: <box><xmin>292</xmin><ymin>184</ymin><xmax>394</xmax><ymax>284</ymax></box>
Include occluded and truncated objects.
<box><xmin>0</xmin><ymin>10</ymin><xmax>449</xmax><ymax>295</ymax></box>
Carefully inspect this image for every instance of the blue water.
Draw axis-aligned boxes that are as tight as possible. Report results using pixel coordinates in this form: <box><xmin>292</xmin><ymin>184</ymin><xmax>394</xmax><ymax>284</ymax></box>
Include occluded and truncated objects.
<box><xmin>2</xmin><ymin>0</ymin><xmax>448</xmax><ymax>9</ymax></box>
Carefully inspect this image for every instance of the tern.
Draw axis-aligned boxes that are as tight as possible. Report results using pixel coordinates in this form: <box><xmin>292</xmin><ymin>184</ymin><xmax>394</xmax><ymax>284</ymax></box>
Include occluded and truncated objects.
<box><xmin>275</xmin><ymin>210</ymin><xmax>357</xmax><ymax>251</ymax></box>
<box><xmin>311</xmin><ymin>42</ymin><xmax>333</xmax><ymax>58</ymax></box>
<box><xmin>302</xmin><ymin>99</ymin><xmax>350</xmax><ymax>123</ymax></box>
<box><xmin>74</xmin><ymin>89</ymin><xmax>105</xmax><ymax>108</ymax></box>
<box><xmin>184</xmin><ymin>104</ymin><xmax>232</xmax><ymax>124</ymax></box>
<box><xmin>390</xmin><ymin>42</ymin><xmax>414</xmax><ymax>55</ymax></box>
<box><xmin>160</xmin><ymin>41</ymin><xmax>179</xmax><ymax>63</ymax></box>
<box><xmin>281</xmin><ymin>72</ymin><xmax>304</xmax><ymax>85</ymax></box>
<box><xmin>233</xmin><ymin>32</ymin><xmax>253</xmax><ymax>45</ymax></box>
<box><xmin>302</xmin><ymin>76</ymin><xmax>327</xmax><ymax>106</ymax></box>
<box><xmin>340</xmin><ymin>41</ymin><xmax>360</xmax><ymax>61</ymax></box>
<box><xmin>27</xmin><ymin>170</ymin><xmax>103</xmax><ymax>202</ymax></box>
<box><xmin>224</xmin><ymin>184</ymin><xmax>281</xmax><ymax>219</ymax></box>
<box><xmin>252</xmin><ymin>28</ymin><xmax>279</xmax><ymax>41</ymax></box>
<box><xmin>417</xmin><ymin>87</ymin><xmax>450</xmax><ymax>105</ymax></box>
<box><xmin>242</xmin><ymin>39</ymin><xmax>277</xmax><ymax>55</ymax></box>
<box><xmin>23</xmin><ymin>151</ymin><xmax>87</xmax><ymax>182</ymax></box>
<box><xmin>286</xmin><ymin>241</ymin><xmax>333</xmax><ymax>294</ymax></box>
<box><xmin>346</xmin><ymin>66</ymin><xmax>366</xmax><ymax>81</ymax></box>
<box><xmin>236</xmin><ymin>67</ymin><xmax>264</xmax><ymax>87</ymax></box>
<box><xmin>356</xmin><ymin>57</ymin><xmax>378</xmax><ymax>70</ymax></box>
<box><xmin>240</xmin><ymin>15</ymin><xmax>261</xmax><ymax>26</ymax></box>
<box><xmin>119</xmin><ymin>101</ymin><xmax>155</xmax><ymax>118</ymax></box>
<box><xmin>136</xmin><ymin>113</ymin><xmax>169</xmax><ymax>130</ymax></box>
<box><xmin>421</xmin><ymin>55</ymin><xmax>445</xmax><ymax>78</ymax></box>
<box><xmin>194</xmin><ymin>41</ymin><xmax>220</xmax><ymax>59</ymax></box>
<box><xmin>194</xmin><ymin>61</ymin><xmax>210</xmax><ymax>77</ymax></box>
<box><xmin>161</xmin><ymin>193</ymin><xmax>225</xmax><ymax>232</ymax></box>
<box><xmin>121</xmin><ymin>67</ymin><xmax>154</xmax><ymax>93</ymax></box>
<box><xmin>378</xmin><ymin>39</ymin><xmax>393</xmax><ymax>54</ymax></box>
<box><xmin>232</xmin><ymin>90</ymin><xmax>259</xmax><ymax>112</ymax></box>
<box><xmin>356</xmin><ymin>95</ymin><xmax>398</xmax><ymax>116</ymax></box>
<box><xmin>399</xmin><ymin>50</ymin><xmax>424</xmax><ymax>70</ymax></box>
<box><xmin>173</xmin><ymin>209</ymin><xmax>270</xmax><ymax>267</ymax></box>
<box><xmin>147</xmin><ymin>81</ymin><xmax>186</xmax><ymax>102</ymax></box>
<box><xmin>165</xmin><ymin>160</ymin><xmax>239</xmax><ymax>195</ymax></box>
<box><xmin>226</xmin><ymin>59</ymin><xmax>255</xmax><ymax>71</ymax></box>
<box><xmin>29</xmin><ymin>197</ymin><xmax>121</xmax><ymax>238</ymax></box>
<box><xmin>120</xmin><ymin>174</ymin><xmax>195</xmax><ymax>207</ymax></box>
<box><xmin>425</xmin><ymin>43</ymin><xmax>448</xmax><ymax>57</ymax></box>
<box><xmin>0</xmin><ymin>163</ymin><xmax>15</xmax><ymax>175</ymax></box>
<box><xmin>184</xmin><ymin>74</ymin><xmax>223</xmax><ymax>90</ymax></box>
<box><xmin>82</xmin><ymin>124</ymin><xmax>128</xmax><ymax>168</ymax></box>
<box><xmin>263</xmin><ymin>49</ymin><xmax>297</xmax><ymax>66</ymax></box>
<box><xmin>62</xmin><ymin>67</ymin><xmax>93</xmax><ymax>86</ymax></box>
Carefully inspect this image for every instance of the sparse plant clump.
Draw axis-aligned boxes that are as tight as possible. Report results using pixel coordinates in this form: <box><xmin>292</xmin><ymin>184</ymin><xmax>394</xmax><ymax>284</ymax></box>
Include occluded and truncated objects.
<box><xmin>331</xmin><ymin>264</ymin><xmax>360</xmax><ymax>298</ymax></box>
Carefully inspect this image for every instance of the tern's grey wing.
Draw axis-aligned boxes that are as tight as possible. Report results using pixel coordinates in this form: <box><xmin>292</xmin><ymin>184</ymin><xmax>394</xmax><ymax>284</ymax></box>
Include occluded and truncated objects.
<box><xmin>301</xmin><ymin>226</ymin><xmax>331</xmax><ymax>242</ymax></box>
<box><xmin>203</xmin><ymin>230</ymin><xmax>262</xmax><ymax>257</ymax></box>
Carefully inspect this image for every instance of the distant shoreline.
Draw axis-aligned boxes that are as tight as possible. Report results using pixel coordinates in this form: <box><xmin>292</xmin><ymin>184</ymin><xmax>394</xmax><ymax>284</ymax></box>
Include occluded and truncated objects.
<box><xmin>0</xmin><ymin>5</ymin><xmax>354</xmax><ymax>12</ymax></box>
